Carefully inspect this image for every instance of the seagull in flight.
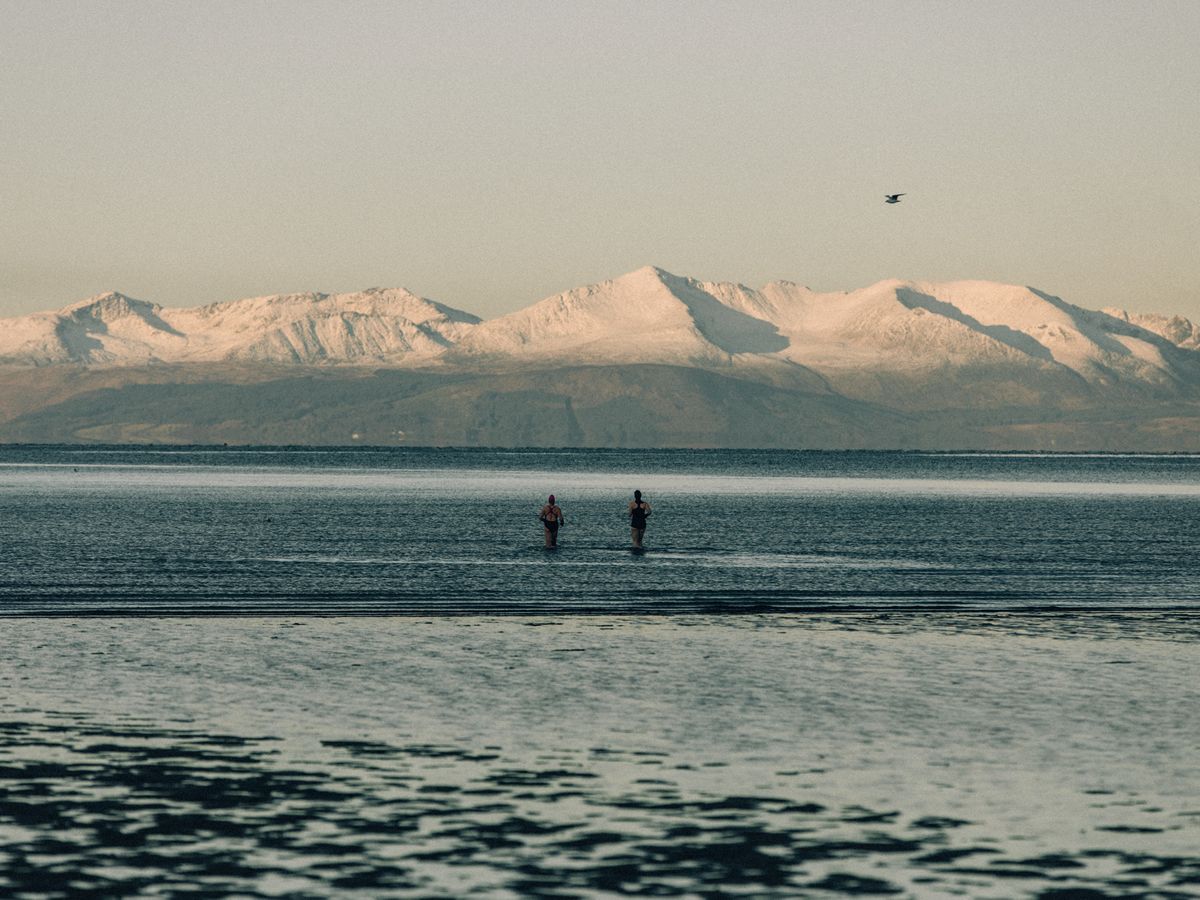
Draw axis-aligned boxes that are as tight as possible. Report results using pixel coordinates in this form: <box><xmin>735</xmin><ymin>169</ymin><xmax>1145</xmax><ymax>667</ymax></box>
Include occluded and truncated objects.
<box><xmin>885</xmin><ymin>193</ymin><xmax>905</xmax><ymax>204</ymax></box>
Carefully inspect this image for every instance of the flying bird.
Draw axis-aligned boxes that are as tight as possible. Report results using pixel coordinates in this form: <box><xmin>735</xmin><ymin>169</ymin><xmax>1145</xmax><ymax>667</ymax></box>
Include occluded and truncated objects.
<box><xmin>885</xmin><ymin>193</ymin><xmax>905</xmax><ymax>204</ymax></box>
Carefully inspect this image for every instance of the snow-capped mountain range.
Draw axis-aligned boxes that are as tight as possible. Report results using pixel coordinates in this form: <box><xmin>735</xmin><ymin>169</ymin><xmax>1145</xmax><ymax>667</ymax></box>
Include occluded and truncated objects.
<box><xmin>0</xmin><ymin>287</ymin><xmax>480</xmax><ymax>367</ymax></box>
<box><xmin>2</xmin><ymin>266</ymin><xmax>1197</xmax><ymax>393</ymax></box>
<box><xmin>3</xmin><ymin>267</ymin><xmax>1200</xmax><ymax>451</ymax></box>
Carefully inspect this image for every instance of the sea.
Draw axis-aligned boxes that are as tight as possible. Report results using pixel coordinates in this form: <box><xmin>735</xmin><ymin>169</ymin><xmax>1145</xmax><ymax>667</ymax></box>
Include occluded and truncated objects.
<box><xmin>0</xmin><ymin>446</ymin><xmax>1197</xmax><ymax>898</ymax></box>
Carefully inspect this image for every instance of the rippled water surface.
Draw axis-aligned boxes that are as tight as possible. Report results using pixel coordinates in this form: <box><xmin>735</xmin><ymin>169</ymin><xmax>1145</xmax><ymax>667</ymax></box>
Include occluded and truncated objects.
<box><xmin>2</xmin><ymin>446</ymin><xmax>1199</xmax><ymax>614</ymax></box>
<box><xmin>1</xmin><ymin>447</ymin><xmax>1198</xmax><ymax>897</ymax></box>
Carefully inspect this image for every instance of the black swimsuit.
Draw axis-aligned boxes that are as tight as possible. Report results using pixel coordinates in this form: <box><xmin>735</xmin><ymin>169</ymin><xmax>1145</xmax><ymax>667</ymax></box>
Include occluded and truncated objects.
<box><xmin>631</xmin><ymin>502</ymin><xmax>648</xmax><ymax>529</ymax></box>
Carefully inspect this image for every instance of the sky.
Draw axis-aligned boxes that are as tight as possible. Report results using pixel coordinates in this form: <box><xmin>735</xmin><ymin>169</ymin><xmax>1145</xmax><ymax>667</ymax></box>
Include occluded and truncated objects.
<box><xmin>2</xmin><ymin>0</ymin><xmax>1198</xmax><ymax>320</ymax></box>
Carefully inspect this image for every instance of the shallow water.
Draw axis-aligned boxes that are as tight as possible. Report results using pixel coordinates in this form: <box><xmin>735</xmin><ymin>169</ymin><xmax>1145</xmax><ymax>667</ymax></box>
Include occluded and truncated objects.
<box><xmin>1</xmin><ymin>446</ymin><xmax>1199</xmax><ymax>615</ymax></box>
<box><xmin>2</xmin><ymin>616</ymin><xmax>1198</xmax><ymax>898</ymax></box>
<box><xmin>1</xmin><ymin>447</ymin><xmax>1198</xmax><ymax>897</ymax></box>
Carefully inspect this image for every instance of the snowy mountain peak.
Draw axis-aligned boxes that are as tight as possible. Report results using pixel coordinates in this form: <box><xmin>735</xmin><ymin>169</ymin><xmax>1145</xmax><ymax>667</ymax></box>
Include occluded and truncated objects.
<box><xmin>450</xmin><ymin>265</ymin><xmax>790</xmax><ymax>365</ymax></box>
<box><xmin>189</xmin><ymin>287</ymin><xmax>480</xmax><ymax>329</ymax></box>
<box><xmin>1104</xmin><ymin>308</ymin><xmax>1200</xmax><ymax>350</ymax></box>
<box><xmin>620</xmin><ymin>264</ymin><xmax>673</xmax><ymax>282</ymax></box>
<box><xmin>165</xmin><ymin>287</ymin><xmax>483</xmax><ymax>364</ymax></box>
<box><xmin>0</xmin><ymin>286</ymin><xmax>481</xmax><ymax>366</ymax></box>
<box><xmin>63</xmin><ymin>291</ymin><xmax>164</xmax><ymax>322</ymax></box>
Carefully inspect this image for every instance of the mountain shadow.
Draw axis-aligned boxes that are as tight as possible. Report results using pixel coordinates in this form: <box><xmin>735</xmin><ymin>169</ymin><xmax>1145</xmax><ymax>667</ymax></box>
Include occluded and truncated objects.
<box><xmin>895</xmin><ymin>288</ymin><xmax>1055</xmax><ymax>363</ymax></box>
<box><xmin>659</xmin><ymin>272</ymin><xmax>789</xmax><ymax>355</ymax></box>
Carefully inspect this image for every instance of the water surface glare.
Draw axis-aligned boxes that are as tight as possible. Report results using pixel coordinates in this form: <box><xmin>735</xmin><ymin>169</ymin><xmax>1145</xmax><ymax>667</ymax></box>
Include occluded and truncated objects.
<box><xmin>0</xmin><ymin>447</ymin><xmax>1197</xmax><ymax>897</ymax></box>
<box><xmin>1</xmin><ymin>616</ymin><xmax>1197</xmax><ymax>899</ymax></box>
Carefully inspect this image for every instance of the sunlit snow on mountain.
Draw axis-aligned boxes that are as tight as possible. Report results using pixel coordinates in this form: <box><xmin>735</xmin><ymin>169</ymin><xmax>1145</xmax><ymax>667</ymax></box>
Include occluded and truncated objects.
<box><xmin>1</xmin><ymin>268</ymin><xmax>1198</xmax><ymax>449</ymax></box>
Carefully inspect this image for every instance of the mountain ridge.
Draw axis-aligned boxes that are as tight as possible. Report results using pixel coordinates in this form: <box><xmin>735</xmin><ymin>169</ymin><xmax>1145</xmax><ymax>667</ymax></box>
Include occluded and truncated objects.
<box><xmin>0</xmin><ymin>286</ymin><xmax>481</xmax><ymax>367</ymax></box>
<box><xmin>3</xmin><ymin>267</ymin><xmax>1196</xmax><ymax>377</ymax></box>
<box><xmin>3</xmin><ymin>267</ymin><xmax>1199</xmax><ymax>449</ymax></box>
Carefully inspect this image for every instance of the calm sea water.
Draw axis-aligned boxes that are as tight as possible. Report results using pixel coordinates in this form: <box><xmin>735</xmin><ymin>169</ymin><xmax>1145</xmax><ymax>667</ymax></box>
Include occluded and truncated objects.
<box><xmin>2</xmin><ymin>446</ymin><xmax>1199</xmax><ymax>615</ymax></box>
<box><xmin>1</xmin><ymin>447</ymin><xmax>1197</xmax><ymax>897</ymax></box>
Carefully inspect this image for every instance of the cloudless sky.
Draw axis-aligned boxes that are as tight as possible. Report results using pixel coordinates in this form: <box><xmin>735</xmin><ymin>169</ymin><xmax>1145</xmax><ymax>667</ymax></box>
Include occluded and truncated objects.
<box><xmin>2</xmin><ymin>0</ymin><xmax>1198</xmax><ymax>319</ymax></box>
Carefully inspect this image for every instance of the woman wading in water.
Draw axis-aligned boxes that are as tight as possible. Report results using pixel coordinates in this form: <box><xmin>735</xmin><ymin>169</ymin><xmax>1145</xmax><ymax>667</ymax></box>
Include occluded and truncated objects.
<box><xmin>628</xmin><ymin>490</ymin><xmax>651</xmax><ymax>549</ymax></box>
<box><xmin>540</xmin><ymin>495</ymin><xmax>564</xmax><ymax>548</ymax></box>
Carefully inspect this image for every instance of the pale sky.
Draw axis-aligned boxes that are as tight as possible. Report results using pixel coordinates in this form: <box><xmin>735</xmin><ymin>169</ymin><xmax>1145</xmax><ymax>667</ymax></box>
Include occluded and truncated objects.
<box><xmin>2</xmin><ymin>0</ymin><xmax>1198</xmax><ymax>320</ymax></box>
